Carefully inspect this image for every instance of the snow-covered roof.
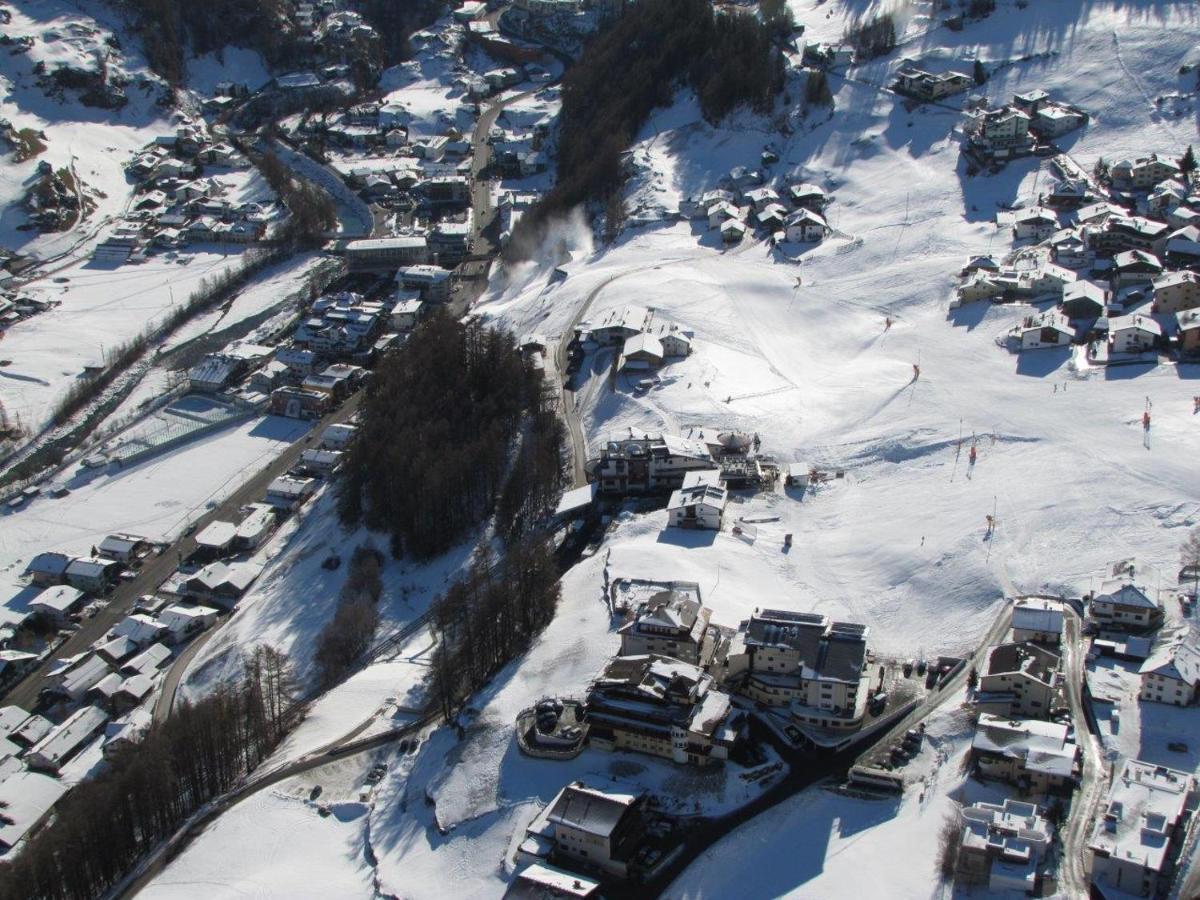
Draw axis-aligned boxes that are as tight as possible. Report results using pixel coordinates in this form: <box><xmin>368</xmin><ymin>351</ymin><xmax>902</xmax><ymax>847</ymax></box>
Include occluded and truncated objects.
<box><xmin>27</xmin><ymin>706</ymin><xmax>108</xmax><ymax>771</ymax></box>
<box><xmin>195</xmin><ymin>520</ymin><xmax>238</xmax><ymax>548</ymax></box>
<box><xmin>29</xmin><ymin>585</ymin><xmax>84</xmax><ymax>614</ymax></box>
<box><xmin>510</xmin><ymin>862</ymin><xmax>600</xmax><ymax>898</ymax></box>
<box><xmin>622</xmin><ymin>332</ymin><xmax>664</xmax><ymax>359</ymax></box>
<box><xmin>545</xmin><ymin>782</ymin><xmax>641</xmax><ymax>839</ymax></box>
<box><xmin>1089</xmin><ymin>760</ymin><xmax>1194</xmax><ymax>877</ymax></box>
<box><xmin>0</xmin><ymin>771</ymin><xmax>68</xmax><ymax>851</ymax></box>
<box><xmin>554</xmin><ymin>483</ymin><xmax>597</xmax><ymax>518</ymax></box>
<box><xmin>667</xmin><ymin>484</ymin><xmax>728</xmax><ymax>513</ymax></box>
<box><xmin>1012</xmin><ymin>598</ymin><xmax>1064</xmax><ymax>635</ymax></box>
<box><xmin>1108</xmin><ymin>314</ymin><xmax>1162</xmax><ymax>337</ymax></box>
<box><xmin>1139</xmin><ymin>637</ymin><xmax>1200</xmax><ymax>684</ymax></box>
<box><xmin>972</xmin><ymin>714</ymin><xmax>1076</xmax><ymax>777</ymax></box>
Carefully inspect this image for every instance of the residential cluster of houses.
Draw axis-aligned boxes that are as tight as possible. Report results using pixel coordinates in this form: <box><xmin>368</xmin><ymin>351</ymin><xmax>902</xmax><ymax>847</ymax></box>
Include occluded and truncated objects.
<box><xmin>185</xmin><ymin>273</ymin><xmax>451</xmax><ymax>421</ymax></box>
<box><xmin>584</xmin><ymin>428</ymin><xmax>777</xmax><ymax>532</ymax></box>
<box><xmin>962</xmin><ymin>89</ymin><xmax>1088</xmax><ymax>167</ymax></box>
<box><xmin>578</xmin><ymin>304</ymin><xmax>693</xmax><ymax>376</ymax></box>
<box><xmin>679</xmin><ymin>169</ymin><xmax>831</xmax><ymax>246</ymax></box>
<box><xmin>96</xmin><ymin>123</ymin><xmax>268</xmax><ymax>263</ymax></box>
<box><xmin>955</xmin><ymin>149</ymin><xmax>1200</xmax><ymax>364</ymax></box>
<box><xmin>0</xmin><ymin>701</ymin><xmax>155</xmax><ymax>854</ymax></box>
<box><xmin>511</xmin><ymin>576</ymin><xmax>873</xmax><ymax>888</ymax></box>
<box><xmin>523</xmin><ymin>578</ymin><xmax>877</xmax><ymax>768</ymax></box>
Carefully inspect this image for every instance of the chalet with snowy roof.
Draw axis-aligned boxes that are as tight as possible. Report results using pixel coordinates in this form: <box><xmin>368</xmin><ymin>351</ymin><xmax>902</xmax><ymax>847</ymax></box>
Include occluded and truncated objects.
<box><xmin>721</xmin><ymin>219</ymin><xmax>747</xmax><ymax>244</ymax></box>
<box><xmin>185</xmin><ymin>561</ymin><xmax>263</xmax><ymax>608</ymax></box>
<box><xmin>397</xmin><ymin>265</ymin><xmax>452</xmax><ymax>302</ymax></box>
<box><xmin>0</xmin><ymin>771</ymin><xmax>68</xmax><ymax>854</ymax></box>
<box><xmin>724</xmin><ymin>609</ymin><xmax>870</xmax><ymax>731</ymax></box>
<box><xmin>1048</xmin><ymin>180</ymin><xmax>1092</xmax><ymax>209</ymax></box>
<box><xmin>28</xmin><ymin>585</ymin><xmax>85</xmax><ymax>626</ymax></box>
<box><xmin>517</xmin><ymin>781</ymin><xmax>648</xmax><ymax>879</ymax></box>
<box><xmin>1089</xmin><ymin>760</ymin><xmax>1195</xmax><ymax>898</ymax></box>
<box><xmin>784</xmin><ymin>208</ymin><xmax>828</xmax><ymax>243</ymax></box>
<box><xmin>1164</xmin><ymin>225</ymin><xmax>1200</xmax><ymax>267</ymax></box>
<box><xmin>1112</xmin><ymin>249</ymin><xmax>1164</xmax><ymax>286</ymax></box>
<box><xmin>1012</xmin><ymin>598</ymin><xmax>1064</xmax><ymax>645</ymax></box>
<box><xmin>24</xmin><ymin>551</ymin><xmax>71</xmax><ymax>587</ymax></box>
<box><xmin>64</xmin><ymin>557</ymin><xmax>121</xmax><ymax>593</ymax></box>
<box><xmin>744</xmin><ymin>186</ymin><xmax>781</xmax><ymax>212</ymax></box>
<box><xmin>971</xmin><ymin>714</ymin><xmax>1077</xmax><ymax>794</ymax></box>
<box><xmin>788</xmin><ymin>183</ymin><xmax>826</xmax><ymax>211</ymax></box>
<box><xmin>585</xmin><ymin>655</ymin><xmax>745</xmax><ymax>767</ymax></box>
<box><xmin>1032</xmin><ymin>104</ymin><xmax>1086</xmax><ymax>139</ymax></box>
<box><xmin>1011</xmin><ymin>207</ymin><xmax>1059</xmax><ymax>242</ymax></box>
<box><xmin>26</xmin><ymin>706</ymin><xmax>108</xmax><ymax>774</ymax></box>
<box><xmin>1110</xmin><ymin>154</ymin><xmax>1182</xmax><ymax>190</ymax></box>
<box><xmin>1093</xmin><ymin>217</ymin><xmax>1169</xmax><ymax>255</ymax></box>
<box><xmin>265</xmin><ymin>474</ymin><xmax>318</xmax><ymax>509</ymax></box>
<box><xmin>619</xmin><ymin>333</ymin><xmax>664</xmax><ymax>371</ymax></box>
<box><xmin>1061</xmin><ymin>281</ymin><xmax>1107</xmax><ymax>319</ymax></box>
<box><xmin>977</xmin><ymin>642</ymin><xmax>1060</xmax><ymax>719</ymax></box>
<box><xmin>157</xmin><ymin>605</ymin><xmax>219</xmax><ymax>643</ymax></box>
<box><xmin>49</xmin><ymin>657</ymin><xmax>110</xmax><ymax>705</ymax></box>
<box><xmin>1090</xmin><ymin>580</ymin><xmax>1162</xmax><ymax>630</ymax></box>
<box><xmin>756</xmin><ymin>203</ymin><xmax>788</xmax><ymax>232</ymax></box>
<box><xmin>1152</xmin><ymin>270</ymin><xmax>1200</xmax><ymax>314</ymax></box>
<box><xmin>666</xmin><ymin>483</ymin><xmax>728</xmax><ymax>531</ymax></box>
<box><xmin>680</xmin><ymin>189</ymin><xmax>735</xmax><ymax>219</ymax></box>
<box><xmin>97</xmin><ymin>534</ymin><xmax>150</xmax><ymax>564</ymax></box>
<box><xmin>1139</xmin><ymin>637</ymin><xmax>1200</xmax><ymax>706</ymax></box>
<box><xmin>977</xmin><ymin>108</ymin><xmax>1031</xmax><ymax>149</ymax></box>
<box><xmin>707</xmin><ymin>201</ymin><xmax>740</xmax><ymax>230</ymax></box>
<box><xmin>956</xmin><ymin>798</ymin><xmax>1052</xmax><ymax>892</ymax></box>
<box><xmin>618</xmin><ymin>583</ymin><xmax>716</xmax><ymax>666</ymax></box>
<box><xmin>506</xmin><ymin>862</ymin><xmax>601</xmax><ymax>899</ymax></box>
<box><xmin>588</xmin><ymin>305</ymin><xmax>652</xmax><ymax>346</ymax></box>
<box><xmin>321</xmin><ymin>423</ymin><xmax>357</xmax><ymax>451</ymax></box>
<box><xmin>1108</xmin><ymin>314</ymin><xmax>1161</xmax><ymax>355</ymax></box>
<box><xmin>1014</xmin><ymin>312</ymin><xmax>1073</xmax><ymax>351</ymax></box>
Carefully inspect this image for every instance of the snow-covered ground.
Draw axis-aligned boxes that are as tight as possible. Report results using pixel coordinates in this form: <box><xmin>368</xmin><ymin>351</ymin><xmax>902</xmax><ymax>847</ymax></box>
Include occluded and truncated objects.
<box><xmin>143</xmin><ymin>1</ymin><xmax>1200</xmax><ymax>897</ymax></box>
<box><xmin>0</xmin><ymin>414</ymin><xmax>309</xmax><ymax>627</ymax></box>
<box><xmin>0</xmin><ymin>248</ymin><xmax>257</xmax><ymax>432</ymax></box>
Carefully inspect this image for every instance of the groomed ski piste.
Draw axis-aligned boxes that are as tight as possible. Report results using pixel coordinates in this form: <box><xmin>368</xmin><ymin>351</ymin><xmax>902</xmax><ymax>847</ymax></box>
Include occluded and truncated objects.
<box><xmin>89</xmin><ymin>1</ymin><xmax>1200</xmax><ymax>897</ymax></box>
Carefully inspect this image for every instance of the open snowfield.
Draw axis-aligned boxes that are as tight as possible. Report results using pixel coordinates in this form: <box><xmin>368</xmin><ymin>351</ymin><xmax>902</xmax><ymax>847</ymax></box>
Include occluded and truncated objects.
<box><xmin>141</xmin><ymin>769</ymin><xmax>378</xmax><ymax>900</ymax></box>
<box><xmin>1</xmin><ymin>248</ymin><xmax>256</xmax><ymax>431</ymax></box>
<box><xmin>0</xmin><ymin>414</ymin><xmax>308</xmax><ymax>627</ymax></box>
<box><xmin>143</xmin><ymin>1</ymin><xmax>1200</xmax><ymax>897</ymax></box>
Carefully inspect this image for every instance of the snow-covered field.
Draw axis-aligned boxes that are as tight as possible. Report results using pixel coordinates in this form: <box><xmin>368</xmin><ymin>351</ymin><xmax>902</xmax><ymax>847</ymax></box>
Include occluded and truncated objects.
<box><xmin>141</xmin><ymin>1</ymin><xmax>1200</xmax><ymax>897</ymax></box>
<box><xmin>0</xmin><ymin>414</ymin><xmax>309</xmax><ymax>627</ymax></box>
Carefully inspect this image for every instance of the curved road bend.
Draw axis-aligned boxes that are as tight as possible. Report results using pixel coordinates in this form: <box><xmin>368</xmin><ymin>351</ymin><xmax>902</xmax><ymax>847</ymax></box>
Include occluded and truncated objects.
<box><xmin>119</xmin><ymin>711</ymin><xmax>438</xmax><ymax>899</ymax></box>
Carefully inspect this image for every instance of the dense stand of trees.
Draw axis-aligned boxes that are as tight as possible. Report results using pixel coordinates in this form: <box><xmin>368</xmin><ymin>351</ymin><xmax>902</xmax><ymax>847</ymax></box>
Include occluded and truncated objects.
<box><xmin>429</xmin><ymin>538</ymin><xmax>561</xmax><ymax>721</ymax></box>
<box><xmin>314</xmin><ymin>545</ymin><xmax>385</xmax><ymax>688</ymax></box>
<box><xmin>0</xmin><ymin>647</ymin><xmax>297</xmax><ymax>900</ymax></box>
<box><xmin>257</xmin><ymin>150</ymin><xmax>338</xmax><ymax>246</ymax></box>
<box><xmin>359</xmin><ymin>0</ymin><xmax>447</xmax><ymax>64</ymax></box>
<box><xmin>845</xmin><ymin>13</ymin><xmax>897</xmax><ymax>59</ymax></box>
<box><xmin>495</xmin><ymin>382</ymin><xmax>567</xmax><ymax>543</ymax></box>
<box><xmin>124</xmin><ymin>0</ymin><xmax>295</xmax><ymax>84</ymax></box>
<box><xmin>338</xmin><ymin>314</ymin><xmax>557</xmax><ymax>560</ymax></box>
<box><xmin>508</xmin><ymin>0</ymin><xmax>784</xmax><ymax>258</ymax></box>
